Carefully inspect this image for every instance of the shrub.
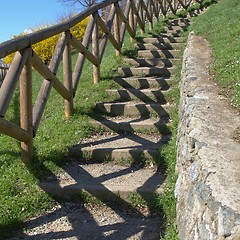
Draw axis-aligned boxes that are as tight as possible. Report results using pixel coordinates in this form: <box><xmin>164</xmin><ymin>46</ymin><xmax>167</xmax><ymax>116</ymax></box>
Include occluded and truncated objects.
<box><xmin>70</xmin><ymin>17</ymin><xmax>89</xmax><ymax>41</ymax></box>
<box><xmin>4</xmin><ymin>17</ymin><xmax>89</xmax><ymax>65</ymax></box>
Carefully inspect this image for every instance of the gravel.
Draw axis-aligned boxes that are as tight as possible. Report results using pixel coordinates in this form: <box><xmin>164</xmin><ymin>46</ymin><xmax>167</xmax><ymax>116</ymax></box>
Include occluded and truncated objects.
<box><xmin>8</xmin><ymin>201</ymin><xmax>163</xmax><ymax>240</ymax></box>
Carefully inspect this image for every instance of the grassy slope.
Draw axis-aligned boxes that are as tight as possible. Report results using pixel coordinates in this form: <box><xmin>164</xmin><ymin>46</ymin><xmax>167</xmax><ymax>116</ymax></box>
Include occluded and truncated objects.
<box><xmin>156</xmin><ymin>0</ymin><xmax>240</xmax><ymax>238</ymax></box>
<box><xmin>189</xmin><ymin>0</ymin><xmax>240</xmax><ymax>109</ymax></box>
<box><xmin>1</xmin><ymin>0</ymin><xmax>233</xmax><ymax>237</ymax></box>
<box><xmin>159</xmin><ymin>0</ymin><xmax>240</xmax><ymax>238</ymax></box>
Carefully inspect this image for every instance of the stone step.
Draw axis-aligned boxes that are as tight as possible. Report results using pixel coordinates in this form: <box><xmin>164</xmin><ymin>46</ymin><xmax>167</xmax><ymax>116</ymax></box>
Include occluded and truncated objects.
<box><xmin>106</xmin><ymin>88</ymin><xmax>170</xmax><ymax>103</ymax></box>
<box><xmin>124</xmin><ymin>58</ymin><xmax>180</xmax><ymax>67</ymax></box>
<box><xmin>158</xmin><ymin>32</ymin><xmax>182</xmax><ymax>38</ymax></box>
<box><xmin>118</xmin><ymin>66</ymin><xmax>175</xmax><ymax>77</ymax></box>
<box><xmin>143</xmin><ymin>36</ymin><xmax>184</xmax><ymax>44</ymax></box>
<box><xmin>96</xmin><ymin>102</ymin><xmax>172</xmax><ymax>117</ymax></box>
<box><xmin>91</xmin><ymin>117</ymin><xmax>170</xmax><ymax>133</ymax></box>
<box><xmin>167</xmin><ymin>19</ymin><xmax>191</xmax><ymax>26</ymax></box>
<box><xmin>135</xmin><ymin>43</ymin><xmax>183</xmax><ymax>50</ymax></box>
<box><xmin>114</xmin><ymin>77</ymin><xmax>173</xmax><ymax>89</ymax></box>
<box><xmin>169</xmin><ymin>18</ymin><xmax>190</xmax><ymax>25</ymax></box>
<box><xmin>68</xmin><ymin>132</ymin><xmax>170</xmax><ymax>162</ymax></box>
<box><xmin>39</xmin><ymin>162</ymin><xmax>166</xmax><ymax>203</ymax></box>
<box><xmin>138</xmin><ymin>49</ymin><xmax>181</xmax><ymax>58</ymax></box>
<box><xmin>165</xmin><ymin>25</ymin><xmax>189</xmax><ymax>31</ymax></box>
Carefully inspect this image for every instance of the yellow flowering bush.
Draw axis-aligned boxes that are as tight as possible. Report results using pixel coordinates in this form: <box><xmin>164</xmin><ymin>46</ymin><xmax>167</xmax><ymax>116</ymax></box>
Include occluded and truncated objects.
<box><xmin>70</xmin><ymin>17</ymin><xmax>89</xmax><ymax>41</ymax></box>
<box><xmin>4</xmin><ymin>17</ymin><xmax>89</xmax><ymax>64</ymax></box>
<box><xmin>4</xmin><ymin>53</ymin><xmax>14</xmax><ymax>64</ymax></box>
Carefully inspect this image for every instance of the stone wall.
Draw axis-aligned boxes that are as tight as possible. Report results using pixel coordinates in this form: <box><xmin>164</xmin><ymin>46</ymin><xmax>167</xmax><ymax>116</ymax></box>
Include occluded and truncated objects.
<box><xmin>175</xmin><ymin>33</ymin><xmax>240</xmax><ymax>240</ymax></box>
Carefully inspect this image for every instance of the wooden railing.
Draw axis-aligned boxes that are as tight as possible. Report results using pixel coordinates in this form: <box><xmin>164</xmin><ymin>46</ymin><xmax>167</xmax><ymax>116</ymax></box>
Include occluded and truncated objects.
<box><xmin>0</xmin><ymin>64</ymin><xmax>9</xmax><ymax>85</ymax></box>
<box><xmin>0</xmin><ymin>0</ymin><xmax>195</xmax><ymax>164</ymax></box>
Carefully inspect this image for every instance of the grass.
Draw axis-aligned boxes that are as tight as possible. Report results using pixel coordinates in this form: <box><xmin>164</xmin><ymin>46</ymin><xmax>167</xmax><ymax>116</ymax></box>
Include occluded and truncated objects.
<box><xmin>156</xmin><ymin>0</ymin><xmax>240</xmax><ymax>238</ymax></box>
<box><xmin>188</xmin><ymin>0</ymin><xmax>240</xmax><ymax>109</ymax></box>
<box><xmin>0</xmin><ymin>38</ymin><xmax>125</xmax><ymax>238</ymax></box>
<box><xmin>0</xmin><ymin>0</ymin><xmax>222</xmax><ymax>238</ymax></box>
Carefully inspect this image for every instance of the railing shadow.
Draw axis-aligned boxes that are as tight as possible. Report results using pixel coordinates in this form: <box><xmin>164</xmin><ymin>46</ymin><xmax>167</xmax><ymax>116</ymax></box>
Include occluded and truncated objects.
<box><xmin>5</xmin><ymin>149</ymin><xmax>168</xmax><ymax>239</ymax></box>
<box><xmin>119</xmin><ymin>67</ymin><xmax>172</xmax><ymax>78</ymax></box>
<box><xmin>114</xmin><ymin>76</ymin><xmax>171</xmax><ymax>90</ymax></box>
<box><xmin>71</xmin><ymin>70</ymin><xmax>172</xmax><ymax>168</ymax></box>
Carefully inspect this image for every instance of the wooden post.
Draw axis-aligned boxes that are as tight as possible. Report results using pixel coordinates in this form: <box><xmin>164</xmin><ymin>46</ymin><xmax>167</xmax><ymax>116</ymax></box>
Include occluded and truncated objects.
<box><xmin>92</xmin><ymin>12</ymin><xmax>100</xmax><ymax>84</ymax></box>
<box><xmin>72</xmin><ymin>15</ymin><xmax>96</xmax><ymax>94</ymax></box>
<box><xmin>114</xmin><ymin>3</ymin><xmax>121</xmax><ymax>57</ymax></box>
<box><xmin>0</xmin><ymin>50</ymin><xmax>28</xmax><ymax>117</ymax></box>
<box><xmin>33</xmin><ymin>33</ymin><xmax>68</xmax><ymax>135</ymax></box>
<box><xmin>151</xmin><ymin>0</ymin><xmax>159</xmax><ymax>21</ymax></box>
<box><xmin>129</xmin><ymin>1</ymin><xmax>135</xmax><ymax>43</ymax></box>
<box><xmin>98</xmin><ymin>4</ymin><xmax>117</xmax><ymax>61</ymax></box>
<box><xmin>63</xmin><ymin>31</ymin><xmax>74</xmax><ymax>119</ymax></box>
<box><xmin>20</xmin><ymin>48</ymin><xmax>33</xmax><ymax>164</ymax></box>
<box><xmin>118</xmin><ymin>3</ymin><xmax>134</xmax><ymax>44</ymax></box>
<box><xmin>140</xmin><ymin>3</ymin><xmax>145</xmax><ymax>35</ymax></box>
<box><xmin>148</xmin><ymin>1</ymin><xmax>153</xmax><ymax>32</ymax></box>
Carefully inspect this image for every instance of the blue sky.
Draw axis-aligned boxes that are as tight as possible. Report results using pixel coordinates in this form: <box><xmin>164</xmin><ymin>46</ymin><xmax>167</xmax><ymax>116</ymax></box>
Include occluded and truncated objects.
<box><xmin>0</xmin><ymin>1</ymin><xmax>78</xmax><ymax>43</ymax></box>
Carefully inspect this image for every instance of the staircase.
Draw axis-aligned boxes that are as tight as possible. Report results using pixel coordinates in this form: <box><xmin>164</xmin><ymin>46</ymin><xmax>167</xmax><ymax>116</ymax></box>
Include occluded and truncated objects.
<box><xmin>39</xmin><ymin>18</ymin><xmax>190</xmax><ymax>239</ymax></box>
<box><xmin>68</xmin><ymin>20</ymin><xmax>190</xmax><ymax>165</ymax></box>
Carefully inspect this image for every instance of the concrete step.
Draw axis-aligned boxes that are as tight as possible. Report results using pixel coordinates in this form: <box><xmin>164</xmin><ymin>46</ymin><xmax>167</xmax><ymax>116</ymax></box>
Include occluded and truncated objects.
<box><xmin>162</xmin><ymin>27</ymin><xmax>183</xmax><ymax>33</ymax></box>
<box><xmin>91</xmin><ymin>117</ymin><xmax>170</xmax><ymax>133</ymax></box>
<box><xmin>39</xmin><ymin>162</ymin><xmax>166</xmax><ymax>203</ymax></box>
<box><xmin>135</xmin><ymin>43</ymin><xmax>183</xmax><ymax>50</ymax></box>
<box><xmin>169</xmin><ymin>18</ymin><xmax>191</xmax><ymax>26</ymax></box>
<box><xmin>123</xmin><ymin>58</ymin><xmax>180</xmax><ymax>68</ymax></box>
<box><xmin>114</xmin><ymin>77</ymin><xmax>173</xmax><ymax>90</ymax></box>
<box><xmin>158</xmin><ymin>32</ymin><xmax>182</xmax><ymax>38</ymax></box>
<box><xmin>165</xmin><ymin>25</ymin><xmax>189</xmax><ymax>31</ymax></box>
<box><xmin>106</xmin><ymin>88</ymin><xmax>170</xmax><ymax>103</ymax></box>
<box><xmin>96</xmin><ymin>102</ymin><xmax>173</xmax><ymax>117</ymax></box>
<box><xmin>138</xmin><ymin>49</ymin><xmax>181</xmax><ymax>58</ymax></box>
<box><xmin>118</xmin><ymin>66</ymin><xmax>175</xmax><ymax>77</ymax></box>
<box><xmin>143</xmin><ymin>36</ymin><xmax>184</xmax><ymax>44</ymax></box>
<box><xmin>68</xmin><ymin>132</ymin><xmax>170</xmax><ymax>162</ymax></box>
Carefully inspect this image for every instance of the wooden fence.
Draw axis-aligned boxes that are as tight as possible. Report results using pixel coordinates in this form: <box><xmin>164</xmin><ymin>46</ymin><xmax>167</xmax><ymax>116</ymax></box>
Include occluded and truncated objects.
<box><xmin>0</xmin><ymin>64</ymin><xmax>9</xmax><ymax>85</ymax></box>
<box><xmin>0</xmin><ymin>0</ymin><xmax>196</xmax><ymax>164</ymax></box>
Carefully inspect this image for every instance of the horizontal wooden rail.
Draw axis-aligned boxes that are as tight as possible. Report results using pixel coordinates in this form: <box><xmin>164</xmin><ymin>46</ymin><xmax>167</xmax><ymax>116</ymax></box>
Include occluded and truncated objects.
<box><xmin>0</xmin><ymin>0</ymin><xmax>195</xmax><ymax>164</ymax></box>
<box><xmin>0</xmin><ymin>0</ymin><xmax>119</xmax><ymax>59</ymax></box>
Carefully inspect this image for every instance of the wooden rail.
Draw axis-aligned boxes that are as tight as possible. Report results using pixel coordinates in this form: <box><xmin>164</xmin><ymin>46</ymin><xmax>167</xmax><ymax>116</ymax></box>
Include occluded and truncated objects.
<box><xmin>0</xmin><ymin>0</ymin><xmax>196</xmax><ymax>164</ymax></box>
<box><xmin>0</xmin><ymin>64</ymin><xmax>9</xmax><ymax>85</ymax></box>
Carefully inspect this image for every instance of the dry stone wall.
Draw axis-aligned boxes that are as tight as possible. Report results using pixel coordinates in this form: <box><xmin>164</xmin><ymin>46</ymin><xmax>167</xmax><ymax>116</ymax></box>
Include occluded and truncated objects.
<box><xmin>175</xmin><ymin>33</ymin><xmax>240</xmax><ymax>240</ymax></box>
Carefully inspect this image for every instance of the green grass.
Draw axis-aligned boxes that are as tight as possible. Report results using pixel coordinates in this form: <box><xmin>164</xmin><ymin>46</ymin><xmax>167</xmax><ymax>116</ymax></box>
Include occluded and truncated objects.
<box><xmin>157</xmin><ymin>66</ymin><xmax>182</xmax><ymax>240</ymax></box>
<box><xmin>0</xmin><ymin>0</ymin><xmax>222</xmax><ymax>238</ymax></box>
<box><xmin>156</xmin><ymin>0</ymin><xmax>240</xmax><ymax>238</ymax></box>
<box><xmin>0</xmin><ymin>39</ymin><xmax>126</xmax><ymax>238</ymax></box>
<box><xmin>189</xmin><ymin>0</ymin><xmax>240</xmax><ymax>108</ymax></box>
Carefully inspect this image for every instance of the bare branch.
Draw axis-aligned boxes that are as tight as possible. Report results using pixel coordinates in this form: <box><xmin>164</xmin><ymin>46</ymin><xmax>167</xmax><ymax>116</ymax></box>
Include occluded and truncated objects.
<box><xmin>58</xmin><ymin>0</ymin><xmax>98</xmax><ymax>8</ymax></box>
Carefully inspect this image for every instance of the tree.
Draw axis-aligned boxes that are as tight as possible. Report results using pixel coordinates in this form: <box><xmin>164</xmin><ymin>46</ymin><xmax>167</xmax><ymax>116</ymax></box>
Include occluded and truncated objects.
<box><xmin>58</xmin><ymin>0</ymin><xmax>98</xmax><ymax>9</ymax></box>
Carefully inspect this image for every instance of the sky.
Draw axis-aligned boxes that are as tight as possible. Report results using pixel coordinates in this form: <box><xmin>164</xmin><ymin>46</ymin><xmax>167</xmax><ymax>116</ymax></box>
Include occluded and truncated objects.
<box><xmin>0</xmin><ymin>1</ymin><xmax>78</xmax><ymax>43</ymax></box>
